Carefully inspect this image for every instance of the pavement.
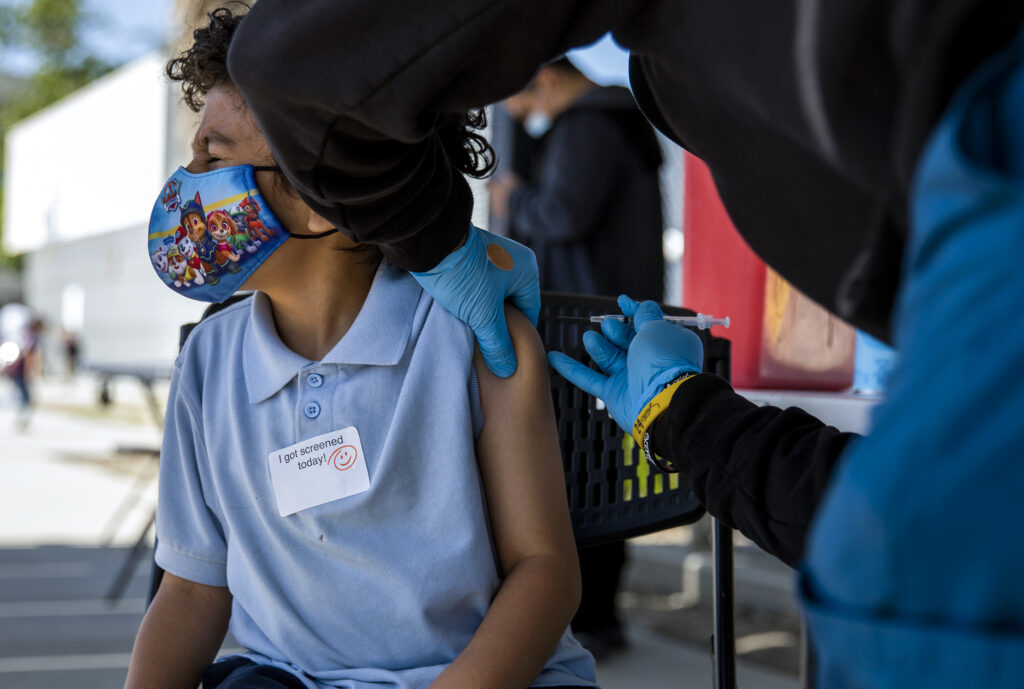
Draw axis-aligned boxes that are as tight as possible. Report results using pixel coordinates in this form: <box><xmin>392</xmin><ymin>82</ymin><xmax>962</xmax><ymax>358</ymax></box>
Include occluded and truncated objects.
<box><xmin>0</xmin><ymin>374</ymin><xmax>163</xmax><ymax>548</ymax></box>
<box><xmin>0</xmin><ymin>373</ymin><xmax>800</xmax><ymax>689</ymax></box>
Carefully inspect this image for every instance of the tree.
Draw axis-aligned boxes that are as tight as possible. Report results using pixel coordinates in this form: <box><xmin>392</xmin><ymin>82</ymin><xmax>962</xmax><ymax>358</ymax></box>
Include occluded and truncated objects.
<box><xmin>0</xmin><ymin>0</ymin><xmax>113</xmax><ymax>268</ymax></box>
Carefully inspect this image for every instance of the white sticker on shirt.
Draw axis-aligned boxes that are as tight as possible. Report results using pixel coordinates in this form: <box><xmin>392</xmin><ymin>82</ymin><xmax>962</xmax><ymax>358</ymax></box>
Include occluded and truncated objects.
<box><xmin>267</xmin><ymin>426</ymin><xmax>370</xmax><ymax>517</ymax></box>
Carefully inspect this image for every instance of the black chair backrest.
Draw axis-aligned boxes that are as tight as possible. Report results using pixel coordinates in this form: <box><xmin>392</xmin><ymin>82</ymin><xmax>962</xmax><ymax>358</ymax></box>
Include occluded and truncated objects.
<box><xmin>538</xmin><ymin>292</ymin><xmax>728</xmax><ymax>548</ymax></box>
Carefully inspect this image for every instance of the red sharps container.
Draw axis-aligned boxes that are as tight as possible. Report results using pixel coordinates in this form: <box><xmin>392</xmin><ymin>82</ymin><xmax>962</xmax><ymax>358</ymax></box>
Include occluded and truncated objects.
<box><xmin>681</xmin><ymin>154</ymin><xmax>854</xmax><ymax>390</ymax></box>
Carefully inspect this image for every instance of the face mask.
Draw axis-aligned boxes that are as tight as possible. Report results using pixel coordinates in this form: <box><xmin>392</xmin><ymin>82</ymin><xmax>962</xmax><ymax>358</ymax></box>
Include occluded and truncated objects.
<box><xmin>148</xmin><ymin>164</ymin><xmax>334</xmax><ymax>303</ymax></box>
<box><xmin>523</xmin><ymin>110</ymin><xmax>553</xmax><ymax>138</ymax></box>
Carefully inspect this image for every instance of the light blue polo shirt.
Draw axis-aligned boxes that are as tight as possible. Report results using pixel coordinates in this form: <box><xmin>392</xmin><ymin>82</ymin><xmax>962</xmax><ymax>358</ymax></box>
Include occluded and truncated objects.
<box><xmin>156</xmin><ymin>264</ymin><xmax>596</xmax><ymax>689</ymax></box>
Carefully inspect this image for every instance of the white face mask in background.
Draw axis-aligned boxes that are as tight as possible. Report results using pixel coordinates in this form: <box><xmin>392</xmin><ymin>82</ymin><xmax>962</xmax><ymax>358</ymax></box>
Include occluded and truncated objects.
<box><xmin>523</xmin><ymin>110</ymin><xmax>553</xmax><ymax>138</ymax></box>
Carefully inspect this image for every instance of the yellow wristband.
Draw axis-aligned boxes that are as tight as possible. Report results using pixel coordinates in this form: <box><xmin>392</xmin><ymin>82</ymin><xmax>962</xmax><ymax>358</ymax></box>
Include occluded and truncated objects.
<box><xmin>631</xmin><ymin>372</ymin><xmax>698</xmax><ymax>449</ymax></box>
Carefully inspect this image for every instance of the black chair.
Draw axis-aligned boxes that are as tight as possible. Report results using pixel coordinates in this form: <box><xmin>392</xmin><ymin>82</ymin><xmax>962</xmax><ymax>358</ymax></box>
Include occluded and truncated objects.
<box><xmin>540</xmin><ymin>293</ymin><xmax>735</xmax><ymax>689</ymax></box>
<box><xmin>148</xmin><ymin>291</ymin><xmax>737</xmax><ymax>688</ymax></box>
<box><xmin>539</xmin><ymin>292</ymin><xmax>726</xmax><ymax>546</ymax></box>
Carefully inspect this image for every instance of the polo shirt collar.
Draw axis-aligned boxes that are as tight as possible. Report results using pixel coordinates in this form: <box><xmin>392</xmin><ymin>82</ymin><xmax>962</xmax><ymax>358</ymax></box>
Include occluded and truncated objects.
<box><xmin>243</xmin><ymin>265</ymin><xmax>421</xmax><ymax>404</ymax></box>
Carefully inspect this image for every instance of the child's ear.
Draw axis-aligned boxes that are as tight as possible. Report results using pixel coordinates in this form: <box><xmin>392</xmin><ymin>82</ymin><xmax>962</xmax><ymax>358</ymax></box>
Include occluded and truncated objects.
<box><xmin>307</xmin><ymin>211</ymin><xmax>334</xmax><ymax>234</ymax></box>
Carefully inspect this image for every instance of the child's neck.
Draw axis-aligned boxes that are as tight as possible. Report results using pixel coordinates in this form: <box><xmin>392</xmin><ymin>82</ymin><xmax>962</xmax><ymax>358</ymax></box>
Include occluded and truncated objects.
<box><xmin>263</xmin><ymin>254</ymin><xmax>380</xmax><ymax>362</ymax></box>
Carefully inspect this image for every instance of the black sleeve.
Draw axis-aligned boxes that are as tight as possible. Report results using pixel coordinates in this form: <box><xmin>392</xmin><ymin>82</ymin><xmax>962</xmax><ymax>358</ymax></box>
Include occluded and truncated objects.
<box><xmin>508</xmin><ymin>112</ymin><xmax>624</xmax><ymax>244</ymax></box>
<box><xmin>227</xmin><ymin>0</ymin><xmax>640</xmax><ymax>272</ymax></box>
<box><xmin>650</xmin><ymin>374</ymin><xmax>857</xmax><ymax>568</ymax></box>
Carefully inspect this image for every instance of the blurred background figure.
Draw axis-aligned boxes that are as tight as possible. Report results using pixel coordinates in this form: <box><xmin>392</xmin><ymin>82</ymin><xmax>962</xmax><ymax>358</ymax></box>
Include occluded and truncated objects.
<box><xmin>62</xmin><ymin>327</ymin><xmax>81</xmax><ymax>377</ymax></box>
<box><xmin>489</xmin><ymin>52</ymin><xmax>664</xmax><ymax>302</ymax></box>
<box><xmin>2</xmin><ymin>314</ymin><xmax>44</xmax><ymax>431</ymax></box>
<box><xmin>489</xmin><ymin>37</ymin><xmax>666</xmax><ymax>660</ymax></box>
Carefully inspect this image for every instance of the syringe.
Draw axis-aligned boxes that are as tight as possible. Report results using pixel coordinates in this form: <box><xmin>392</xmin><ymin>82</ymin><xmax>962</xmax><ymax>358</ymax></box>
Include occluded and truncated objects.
<box><xmin>588</xmin><ymin>313</ymin><xmax>730</xmax><ymax>330</ymax></box>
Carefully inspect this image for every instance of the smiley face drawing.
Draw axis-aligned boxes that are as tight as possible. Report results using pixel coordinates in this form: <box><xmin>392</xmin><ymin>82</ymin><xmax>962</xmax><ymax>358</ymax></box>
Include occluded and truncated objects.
<box><xmin>331</xmin><ymin>445</ymin><xmax>359</xmax><ymax>471</ymax></box>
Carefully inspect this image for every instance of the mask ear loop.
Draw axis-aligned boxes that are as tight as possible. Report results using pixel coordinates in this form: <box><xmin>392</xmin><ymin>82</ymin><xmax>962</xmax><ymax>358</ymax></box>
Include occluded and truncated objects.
<box><xmin>249</xmin><ymin>167</ymin><xmax>341</xmax><ymax>240</ymax></box>
<box><xmin>288</xmin><ymin>228</ymin><xmax>341</xmax><ymax>240</ymax></box>
<box><xmin>249</xmin><ymin>166</ymin><xmax>342</xmax><ymax>239</ymax></box>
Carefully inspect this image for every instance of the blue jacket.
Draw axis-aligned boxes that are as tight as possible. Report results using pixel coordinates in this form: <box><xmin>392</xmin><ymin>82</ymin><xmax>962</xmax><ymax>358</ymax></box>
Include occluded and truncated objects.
<box><xmin>801</xmin><ymin>28</ymin><xmax>1024</xmax><ymax>688</ymax></box>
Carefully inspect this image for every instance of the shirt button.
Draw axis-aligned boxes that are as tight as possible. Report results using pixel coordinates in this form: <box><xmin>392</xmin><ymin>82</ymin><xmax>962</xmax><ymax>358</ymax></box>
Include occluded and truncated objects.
<box><xmin>307</xmin><ymin>373</ymin><xmax>324</xmax><ymax>388</ymax></box>
<box><xmin>304</xmin><ymin>401</ymin><xmax>321</xmax><ymax>419</ymax></box>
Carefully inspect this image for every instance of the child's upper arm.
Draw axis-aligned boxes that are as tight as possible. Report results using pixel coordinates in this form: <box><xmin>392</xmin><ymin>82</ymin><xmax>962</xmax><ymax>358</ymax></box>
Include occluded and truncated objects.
<box><xmin>157</xmin><ymin>571</ymin><xmax>233</xmax><ymax>611</ymax></box>
<box><xmin>474</xmin><ymin>306</ymin><xmax>577</xmax><ymax>572</ymax></box>
<box><xmin>155</xmin><ymin>365</ymin><xmax>228</xmax><ymax>587</ymax></box>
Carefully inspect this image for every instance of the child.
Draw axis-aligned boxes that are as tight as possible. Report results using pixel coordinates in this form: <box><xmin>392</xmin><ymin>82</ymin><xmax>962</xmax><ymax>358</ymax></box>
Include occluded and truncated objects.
<box><xmin>126</xmin><ymin>8</ymin><xmax>596</xmax><ymax>689</ymax></box>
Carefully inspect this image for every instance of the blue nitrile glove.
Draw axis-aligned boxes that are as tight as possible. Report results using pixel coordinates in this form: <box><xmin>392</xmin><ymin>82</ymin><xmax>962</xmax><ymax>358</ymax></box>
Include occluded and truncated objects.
<box><xmin>411</xmin><ymin>225</ymin><xmax>541</xmax><ymax>378</ymax></box>
<box><xmin>548</xmin><ymin>296</ymin><xmax>704</xmax><ymax>433</ymax></box>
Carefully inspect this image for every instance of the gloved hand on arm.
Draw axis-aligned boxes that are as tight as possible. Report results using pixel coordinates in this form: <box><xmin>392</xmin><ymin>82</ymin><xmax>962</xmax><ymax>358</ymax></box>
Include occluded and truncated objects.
<box><xmin>547</xmin><ymin>296</ymin><xmax>704</xmax><ymax>468</ymax></box>
<box><xmin>412</xmin><ymin>225</ymin><xmax>541</xmax><ymax>378</ymax></box>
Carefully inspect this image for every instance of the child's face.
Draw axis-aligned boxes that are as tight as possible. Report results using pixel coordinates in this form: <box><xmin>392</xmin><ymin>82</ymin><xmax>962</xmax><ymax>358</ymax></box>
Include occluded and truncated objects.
<box><xmin>188</xmin><ymin>84</ymin><xmax>349</xmax><ymax>243</ymax></box>
<box><xmin>187</xmin><ymin>84</ymin><xmax>363</xmax><ymax>292</ymax></box>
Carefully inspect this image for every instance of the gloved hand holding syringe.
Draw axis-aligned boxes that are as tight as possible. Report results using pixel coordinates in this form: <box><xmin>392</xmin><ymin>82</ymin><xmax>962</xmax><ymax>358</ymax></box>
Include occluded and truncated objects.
<box><xmin>548</xmin><ymin>296</ymin><xmax>713</xmax><ymax>455</ymax></box>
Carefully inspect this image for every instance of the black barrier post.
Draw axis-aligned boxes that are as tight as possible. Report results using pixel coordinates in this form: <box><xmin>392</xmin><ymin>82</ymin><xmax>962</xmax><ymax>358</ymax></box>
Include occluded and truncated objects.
<box><xmin>711</xmin><ymin>517</ymin><xmax>737</xmax><ymax>689</ymax></box>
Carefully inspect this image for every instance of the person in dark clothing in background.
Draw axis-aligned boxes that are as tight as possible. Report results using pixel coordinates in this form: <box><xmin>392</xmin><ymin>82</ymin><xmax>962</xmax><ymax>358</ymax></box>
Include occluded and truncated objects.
<box><xmin>489</xmin><ymin>51</ymin><xmax>665</xmax><ymax>659</ymax></box>
<box><xmin>490</xmin><ymin>56</ymin><xmax>663</xmax><ymax>302</ymax></box>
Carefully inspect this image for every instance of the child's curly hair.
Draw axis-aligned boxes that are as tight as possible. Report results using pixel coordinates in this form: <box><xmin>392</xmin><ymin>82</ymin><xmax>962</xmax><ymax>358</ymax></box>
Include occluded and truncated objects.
<box><xmin>166</xmin><ymin>6</ymin><xmax>496</xmax><ymax>179</ymax></box>
<box><xmin>166</xmin><ymin>7</ymin><xmax>244</xmax><ymax>113</ymax></box>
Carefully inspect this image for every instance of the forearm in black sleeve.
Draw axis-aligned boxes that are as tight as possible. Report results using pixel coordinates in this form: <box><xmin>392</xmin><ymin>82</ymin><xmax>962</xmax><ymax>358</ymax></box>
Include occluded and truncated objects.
<box><xmin>650</xmin><ymin>374</ymin><xmax>857</xmax><ymax>568</ymax></box>
<box><xmin>228</xmin><ymin>0</ymin><xmax>644</xmax><ymax>272</ymax></box>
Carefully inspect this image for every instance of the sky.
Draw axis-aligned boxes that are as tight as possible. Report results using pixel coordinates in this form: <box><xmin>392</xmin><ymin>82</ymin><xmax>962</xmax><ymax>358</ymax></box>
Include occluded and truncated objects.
<box><xmin>82</xmin><ymin>0</ymin><xmax>173</xmax><ymax>64</ymax></box>
<box><xmin>2</xmin><ymin>0</ymin><xmax>172</xmax><ymax>75</ymax></box>
<box><xmin>565</xmin><ymin>34</ymin><xmax>630</xmax><ymax>88</ymax></box>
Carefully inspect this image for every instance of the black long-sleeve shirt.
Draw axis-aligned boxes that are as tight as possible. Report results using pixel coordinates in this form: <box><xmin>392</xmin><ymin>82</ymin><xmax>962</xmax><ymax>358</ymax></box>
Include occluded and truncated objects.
<box><xmin>651</xmin><ymin>375</ymin><xmax>856</xmax><ymax>567</ymax></box>
<box><xmin>227</xmin><ymin>0</ymin><xmax>1022</xmax><ymax>564</ymax></box>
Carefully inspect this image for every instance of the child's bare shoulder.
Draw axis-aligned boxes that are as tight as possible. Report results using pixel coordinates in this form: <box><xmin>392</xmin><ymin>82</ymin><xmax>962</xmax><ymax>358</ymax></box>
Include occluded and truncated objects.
<box><xmin>473</xmin><ymin>305</ymin><xmax>548</xmax><ymax>397</ymax></box>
